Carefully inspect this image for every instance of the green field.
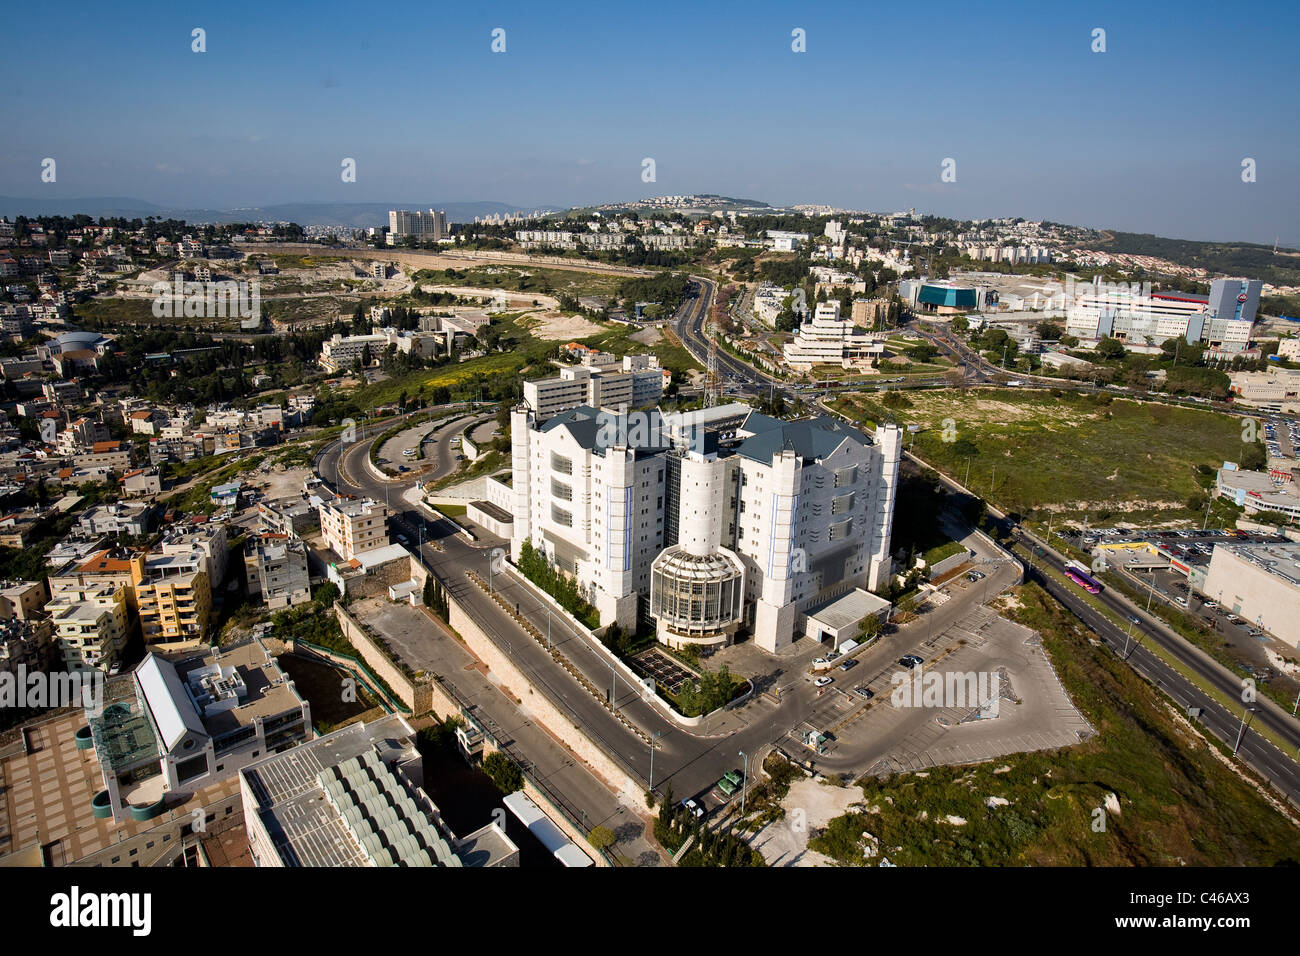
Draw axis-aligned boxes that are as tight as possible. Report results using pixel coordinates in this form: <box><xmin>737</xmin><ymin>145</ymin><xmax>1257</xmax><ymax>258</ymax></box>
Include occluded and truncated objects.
<box><xmin>808</xmin><ymin>583</ymin><xmax>1300</xmax><ymax>866</ymax></box>
<box><xmin>831</xmin><ymin>388</ymin><xmax>1251</xmax><ymax>525</ymax></box>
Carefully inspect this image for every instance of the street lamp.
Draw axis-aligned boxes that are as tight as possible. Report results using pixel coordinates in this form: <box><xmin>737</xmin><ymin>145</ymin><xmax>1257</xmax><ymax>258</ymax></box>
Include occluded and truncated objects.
<box><xmin>738</xmin><ymin>749</ymin><xmax>749</xmax><ymax>818</ymax></box>
<box><xmin>649</xmin><ymin>730</ymin><xmax>663</xmax><ymax>791</ymax></box>
<box><xmin>1233</xmin><ymin>705</ymin><xmax>1258</xmax><ymax>757</ymax></box>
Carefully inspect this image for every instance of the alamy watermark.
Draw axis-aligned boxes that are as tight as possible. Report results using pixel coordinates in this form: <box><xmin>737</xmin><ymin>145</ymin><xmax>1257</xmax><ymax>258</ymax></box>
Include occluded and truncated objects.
<box><xmin>0</xmin><ymin>665</ymin><xmax>104</xmax><ymax>716</ymax></box>
<box><xmin>151</xmin><ymin>276</ymin><xmax>260</xmax><ymax>321</ymax></box>
<box><xmin>890</xmin><ymin>663</ymin><xmax>1001</xmax><ymax>717</ymax></box>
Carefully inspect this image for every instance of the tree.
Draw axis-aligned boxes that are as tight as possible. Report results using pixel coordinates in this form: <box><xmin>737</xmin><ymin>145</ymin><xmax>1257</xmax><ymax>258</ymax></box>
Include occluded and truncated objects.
<box><xmin>587</xmin><ymin>826</ymin><xmax>616</xmax><ymax>851</ymax></box>
<box><xmin>1096</xmin><ymin>337</ymin><xmax>1126</xmax><ymax>361</ymax></box>
<box><xmin>482</xmin><ymin>752</ymin><xmax>524</xmax><ymax>793</ymax></box>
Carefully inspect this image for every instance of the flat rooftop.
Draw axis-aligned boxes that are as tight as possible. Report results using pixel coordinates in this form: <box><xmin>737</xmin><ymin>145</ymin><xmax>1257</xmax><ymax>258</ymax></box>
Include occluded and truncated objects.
<box><xmin>240</xmin><ymin>715</ymin><xmax>516</xmax><ymax>867</ymax></box>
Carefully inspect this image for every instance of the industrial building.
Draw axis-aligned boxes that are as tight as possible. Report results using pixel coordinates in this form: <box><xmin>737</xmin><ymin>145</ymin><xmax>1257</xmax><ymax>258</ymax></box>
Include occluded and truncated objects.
<box><xmin>1064</xmin><ymin>277</ymin><xmax>1262</xmax><ymax>353</ymax></box>
<box><xmin>509</xmin><ymin>401</ymin><xmax>901</xmax><ymax>653</ymax></box>
<box><xmin>1201</xmin><ymin>543</ymin><xmax>1300</xmax><ymax>649</ymax></box>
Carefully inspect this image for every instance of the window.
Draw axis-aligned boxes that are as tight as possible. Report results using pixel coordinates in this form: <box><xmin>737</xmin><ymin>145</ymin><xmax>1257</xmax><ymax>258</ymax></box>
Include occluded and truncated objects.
<box><xmin>831</xmin><ymin>492</ymin><xmax>855</xmax><ymax>515</ymax></box>
<box><xmin>550</xmin><ymin>452</ymin><xmax>573</xmax><ymax>475</ymax></box>
<box><xmin>834</xmin><ymin>465</ymin><xmax>857</xmax><ymax>488</ymax></box>
<box><xmin>551</xmin><ymin>478</ymin><xmax>572</xmax><ymax>501</ymax></box>
<box><xmin>551</xmin><ymin>504</ymin><xmax>573</xmax><ymax>527</ymax></box>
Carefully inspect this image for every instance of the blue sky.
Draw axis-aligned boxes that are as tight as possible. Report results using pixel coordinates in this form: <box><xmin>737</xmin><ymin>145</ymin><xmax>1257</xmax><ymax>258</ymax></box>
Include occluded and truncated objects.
<box><xmin>1</xmin><ymin>0</ymin><xmax>1297</xmax><ymax>243</ymax></box>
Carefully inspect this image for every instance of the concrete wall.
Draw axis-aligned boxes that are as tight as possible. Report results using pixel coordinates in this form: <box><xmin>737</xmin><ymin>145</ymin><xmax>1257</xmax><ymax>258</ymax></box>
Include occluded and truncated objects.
<box><xmin>443</xmin><ymin>593</ymin><xmax>644</xmax><ymax>804</ymax></box>
<box><xmin>334</xmin><ymin>603</ymin><xmax>433</xmax><ymax>714</ymax></box>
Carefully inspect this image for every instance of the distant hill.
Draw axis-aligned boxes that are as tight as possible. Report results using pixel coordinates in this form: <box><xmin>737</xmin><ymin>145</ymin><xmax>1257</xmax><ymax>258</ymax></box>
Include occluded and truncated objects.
<box><xmin>1097</xmin><ymin>231</ymin><xmax>1300</xmax><ymax>287</ymax></box>
<box><xmin>0</xmin><ymin>197</ymin><xmax>562</xmax><ymax>226</ymax></box>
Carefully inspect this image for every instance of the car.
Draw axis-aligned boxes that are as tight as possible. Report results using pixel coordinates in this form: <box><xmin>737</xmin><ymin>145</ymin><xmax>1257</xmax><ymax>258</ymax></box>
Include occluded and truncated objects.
<box><xmin>839</xmin><ymin>658</ymin><xmax>859</xmax><ymax>671</ymax></box>
<box><xmin>904</xmin><ymin>654</ymin><xmax>924</xmax><ymax>665</ymax></box>
<box><xmin>1227</xmin><ymin>614</ymin><xmax>1241</xmax><ymax>624</ymax></box>
<box><xmin>898</xmin><ymin>657</ymin><xmax>917</xmax><ymax>669</ymax></box>
<box><xmin>814</xmin><ymin>676</ymin><xmax>834</xmax><ymax>687</ymax></box>
<box><xmin>1129</xmin><ymin>616</ymin><xmax>1140</xmax><ymax>625</ymax></box>
<box><xmin>682</xmin><ymin>798</ymin><xmax>704</xmax><ymax>819</ymax></box>
<box><xmin>854</xmin><ymin>686</ymin><xmax>875</xmax><ymax>700</ymax></box>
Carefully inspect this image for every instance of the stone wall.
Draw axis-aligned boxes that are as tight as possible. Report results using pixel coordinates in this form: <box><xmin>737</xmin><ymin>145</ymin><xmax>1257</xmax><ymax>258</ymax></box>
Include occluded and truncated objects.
<box><xmin>334</xmin><ymin>603</ymin><xmax>433</xmax><ymax>714</ymax></box>
<box><xmin>443</xmin><ymin>596</ymin><xmax>643</xmax><ymax>804</ymax></box>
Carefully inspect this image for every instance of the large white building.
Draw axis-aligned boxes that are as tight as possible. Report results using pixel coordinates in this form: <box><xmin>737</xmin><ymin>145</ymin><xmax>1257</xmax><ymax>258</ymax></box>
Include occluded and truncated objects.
<box><xmin>783</xmin><ymin>301</ymin><xmax>886</xmax><ymax>371</ymax></box>
<box><xmin>389</xmin><ymin>208</ymin><xmax>447</xmax><ymax>242</ymax></box>
<box><xmin>509</xmin><ymin>402</ymin><xmax>901</xmax><ymax>653</ymax></box>
<box><xmin>522</xmin><ymin>351</ymin><xmax>670</xmax><ymax>420</ymax></box>
<box><xmin>1064</xmin><ymin>277</ymin><xmax>1262</xmax><ymax>353</ymax></box>
<box><xmin>1201</xmin><ymin>542</ymin><xmax>1300</xmax><ymax>649</ymax></box>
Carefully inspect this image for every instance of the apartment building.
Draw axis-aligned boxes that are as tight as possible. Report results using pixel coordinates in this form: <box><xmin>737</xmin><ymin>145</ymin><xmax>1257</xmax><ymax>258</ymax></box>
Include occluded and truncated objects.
<box><xmin>388</xmin><ymin>208</ymin><xmax>448</xmax><ymax>241</ymax></box>
<box><xmin>132</xmin><ymin>553</ymin><xmax>212</xmax><ymax>643</ymax></box>
<box><xmin>45</xmin><ymin>581</ymin><xmax>129</xmax><ymax>673</ymax></box>
<box><xmin>510</xmin><ymin>402</ymin><xmax>902</xmax><ymax>653</ymax></box>
<box><xmin>0</xmin><ymin>579</ymin><xmax>47</xmax><ymax>621</ymax></box>
<box><xmin>318</xmin><ymin>497</ymin><xmax>389</xmax><ymax>560</ymax></box>
<box><xmin>157</xmin><ymin>523</ymin><xmax>229</xmax><ymax>591</ymax></box>
<box><xmin>522</xmin><ymin>352</ymin><xmax>669</xmax><ymax>420</ymax></box>
<box><xmin>245</xmin><ymin>534</ymin><xmax>311</xmax><ymax>609</ymax></box>
<box><xmin>0</xmin><ymin>617</ymin><xmax>52</xmax><ymax>681</ymax></box>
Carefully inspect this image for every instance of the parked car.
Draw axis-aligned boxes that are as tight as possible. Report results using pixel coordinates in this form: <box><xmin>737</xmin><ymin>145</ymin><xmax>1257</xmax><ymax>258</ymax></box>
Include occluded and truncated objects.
<box><xmin>682</xmin><ymin>798</ymin><xmax>704</xmax><ymax>819</ymax></box>
<box><xmin>839</xmin><ymin>659</ymin><xmax>858</xmax><ymax>671</ymax></box>
<box><xmin>814</xmin><ymin>676</ymin><xmax>834</xmax><ymax>687</ymax></box>
<box><xmin>854</xmin><ymin>686</ymin><xmax>875</xmax><ymax>700</ymax></box>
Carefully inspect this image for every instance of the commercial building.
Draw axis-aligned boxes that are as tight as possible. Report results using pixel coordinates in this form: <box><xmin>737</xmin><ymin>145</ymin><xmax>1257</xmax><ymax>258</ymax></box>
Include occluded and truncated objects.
<box><xmin>84</xmin><ymin>638</ymin><xmax>311</xmax><ymax>823</ymax></box>
<box><xmin>1216</xmin><ymin>464</ymin><xmax>1300</xmax><ymax>523</ymax></box>
<box><xmin>240</xmin><ymin>714</ymin><xmax>518</xmax><ymax>867</ymax></box>
<box><xmin>245</xmin><ymin>534</ymin><xmax>311</xmax><ymax>609</ymax></box>
<box><xmin>522</xmin><ymin>352</ymin><xmax>669</xmax><ymax>420</ymax></box>
<box><xmin>782</xmin><ymin>301</ymin><xmax>886</xmax><ymax>371</ymax></box>
<box><xmin>388</xmin><ymin>208</ymin><xmax>448</xmax><ymax>242</ymax></box>
<box><xmin>319</xmin><ymin>497</ymin><xmax>389</xmax><ymax>560</ymax></box>
<box><xmin>1064</xmin><ymin>277</ymin><xmax>1262</xmax><ymax>353</ymax></box>
<box><xmin>509</xmin><ymin>401</ymin><xmax>901</xmax><ymax>653</ymax></box>
<box><xmin>1229</xmin><ymin>367</ymin><xmax>1300</xmax><ymax>413</ymax></box>
<box><xmin>1201</xmin><ymin>543</ymin><xmax>1300</xmax><ymax>648</ymax></box>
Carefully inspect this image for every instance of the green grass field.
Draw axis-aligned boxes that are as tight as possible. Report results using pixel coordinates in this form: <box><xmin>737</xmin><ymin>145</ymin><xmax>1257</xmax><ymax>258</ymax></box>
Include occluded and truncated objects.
<box><xmin>831</xmin><ymin>388</ymin><xmax>1251</xmax><ymax>525</ymax></box>
<box><xmin>808</xmin><ymin>583</ymin><xmax>1300</xmax><ymax>866</ymax></box>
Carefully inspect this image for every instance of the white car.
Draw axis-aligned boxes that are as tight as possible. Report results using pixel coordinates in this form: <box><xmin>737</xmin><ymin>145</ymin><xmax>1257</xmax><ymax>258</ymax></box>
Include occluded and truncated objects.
<box><xmin>814</xmin><ymin>676</ymin><xmax>834</xmax><ymax>688</ymax></box>
<box><xmin>682</xmin><ymin>798</ymin><xmax>704</xmax><ymax>819</ymax></box>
